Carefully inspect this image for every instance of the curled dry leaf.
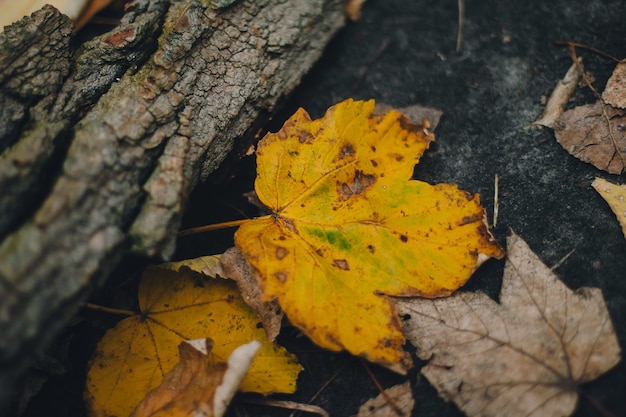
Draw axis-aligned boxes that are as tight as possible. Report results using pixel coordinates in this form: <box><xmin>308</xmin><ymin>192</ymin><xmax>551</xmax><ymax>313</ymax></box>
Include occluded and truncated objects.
<box><xmin>133</xmin><ymin>339</ymin><xmax>260</xmax><ymax>417</ymax></box>
<box><xmin>235</xmin><ymin>99</ymin><xmax>504</xmax><ymax>373</ymax></box>
<box><xmin>85</xmin><ymin>266</ymin><xmax>301</xmax><ymax>417</ymax></box>
<box><xmin>532</xmin><ymin>59</ymin><xmax>583</xmax><ymax>128</ymax></box>
<box><xmin>393</xmin><ymin>233</ymin><xmax>621</xmax><ymax>417</ymax></box>
<box><xmin>354</xmin><ymin>381</ymin><xmax>414</xmax><ymax>417</ymax></box>
<box><xmin>592</xmin><ymin>177</ymin><xmax>626</xmax><ymax>238</ymax></box>
<box><xmin>221</xmin><ymin>247</ymin><xmax>284</xmax><ymax>341</ymax></box>
<box><xmin>554</xmin><ymin>101</ymin><xmax>626</xmax><ymax>174</ymax></box>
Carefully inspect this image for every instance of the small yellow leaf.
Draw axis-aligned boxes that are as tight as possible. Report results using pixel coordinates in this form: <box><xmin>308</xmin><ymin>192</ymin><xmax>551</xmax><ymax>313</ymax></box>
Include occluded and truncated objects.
<box><xmin>592</xmin><ymin>177</ymin><xmax>626</xmax><ymax>238</ymax></box>
<box><xmin>162</xmin><ymin>255</ymin><xmax>224</xmax><ymax>277</ymax></box>
<box><xmin>235</xmin><ymin>98</ymin><xmax>504</xmax><ymax>372</ymax></box>
<box><xmin>85</xmin><ymin>266</ymin><xmax>302</xmax><ymax>417</ymax></box>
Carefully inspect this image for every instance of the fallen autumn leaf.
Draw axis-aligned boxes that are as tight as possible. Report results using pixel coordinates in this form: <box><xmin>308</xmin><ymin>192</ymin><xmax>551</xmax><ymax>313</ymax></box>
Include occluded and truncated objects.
<box><xmin>234</xmin><ymin>99</ymin><xmax>504</xmax><ymax>373</ymax></box>
<box><xmin>393</xmin><ymin>233</ymin><xmax>621</xmax><ymax>417</ymax></box>
<box><xmin>554</xmin><ymin>100</ymin><xmax>626</xmax><ymax>174</ymax></box>
<box><xmin>84</xmin><ymin>266</ymin><xmax>301</xmax><ymax>417</ymax></box>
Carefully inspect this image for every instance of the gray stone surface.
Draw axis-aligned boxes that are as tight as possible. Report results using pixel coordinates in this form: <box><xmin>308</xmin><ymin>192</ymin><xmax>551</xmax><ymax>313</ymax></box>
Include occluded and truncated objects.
<box><xmin>263</xmin><ymin>0</ymin><xmax>626</xmax><ymax>415</ymax></box>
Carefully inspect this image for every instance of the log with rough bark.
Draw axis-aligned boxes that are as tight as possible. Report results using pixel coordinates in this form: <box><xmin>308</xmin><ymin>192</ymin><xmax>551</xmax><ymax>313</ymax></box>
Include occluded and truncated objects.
<box><xmin>0</xmin><ymin>0</ymin><xmax>347</xmax><ymax>408</ymax></box>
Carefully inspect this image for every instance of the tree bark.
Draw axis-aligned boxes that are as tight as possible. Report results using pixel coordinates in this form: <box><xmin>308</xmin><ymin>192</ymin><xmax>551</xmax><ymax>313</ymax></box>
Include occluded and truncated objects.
<box><xmin>0</xmin><ymin>0</ymin><xmax>346</xmax><ymax>408</ymax></box>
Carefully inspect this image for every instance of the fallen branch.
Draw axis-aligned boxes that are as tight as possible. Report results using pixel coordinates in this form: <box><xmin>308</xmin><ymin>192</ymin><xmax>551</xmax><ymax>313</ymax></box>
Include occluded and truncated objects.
<box><xmin>0</xmin><ymin>0</ymin><xmax>347</xmax><ymax>408</ymax></box>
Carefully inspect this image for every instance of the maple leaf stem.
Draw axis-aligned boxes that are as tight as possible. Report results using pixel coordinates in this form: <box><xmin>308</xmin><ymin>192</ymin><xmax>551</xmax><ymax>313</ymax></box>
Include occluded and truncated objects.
<box><xmin>579</xmin><ymin>389</ymin><xmax>618</xmax><ymax>417</ymax></box>
<box><xmin>178</xmin><ymin>218</ymin><xmax>259</xmax><ymax>236</ymax></box>
<box><xmin>82</xmin><ymin>302</ymin><xmax>138</xmax><ymax>317</ymax></box>
<box><xmin>360</xmin><ymin>359</ymin><xmax>404</xmax><ymax>416</ymax></box>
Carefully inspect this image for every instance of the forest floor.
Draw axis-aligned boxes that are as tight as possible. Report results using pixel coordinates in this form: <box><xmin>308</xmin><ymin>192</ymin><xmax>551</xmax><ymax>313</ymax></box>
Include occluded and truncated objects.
<box><xmin>15</xmin><ymin>0</ymin><xmax>626</xmax><ymax>416</ymax></box>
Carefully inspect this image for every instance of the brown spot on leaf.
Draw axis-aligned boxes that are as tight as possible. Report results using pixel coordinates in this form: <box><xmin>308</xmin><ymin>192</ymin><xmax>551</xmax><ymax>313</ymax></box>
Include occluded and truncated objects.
<box><xmin>333</xmin><ymin>259</ymin><xmax>350</xmax><ymax>270</ymax></box>
<box><xmin>275</xmin><ymin>247</ymin><xmax>288</xmax><ymax>260</ymax></box>
<box><xmin>297</xmin><ymin>129</ymin><xmax>314</xmax><ymax>144</ymax></box>
<box><xmin>367</xmin><ymin>244</ymin><xmax>375</xmax><ymax>253</ymax></box>
<box><xmin>275</xmin><ymin>272</ymin><xmax>288</xmax><ymax>283</ymax></box>
<box><xmin>458</xmin><ymin>213</ymin><xmax>483</xmax><ymax>226</ymax></box>
<box><xmin>371</xmin><ymin>160</ymin><xmax>378</xmax><ymax>167</ymax></box>
<box><xmin>399</xmin><ymin>234</ymin><xmax>408</xmax><ymax>242</ymax></box>
<box><xmin>337</xmin><ymin>170</ymin><xmax>376</xmax><ymax>201</ymax></box>
<box><xmin>398</xmin><ymin>115</ymin><xmax>422</xmax><ymax>134</ymax></box>
<box><xmin>339</xmin><ymin>143</ymin><xmax>356</xmax><ymax>159</ymax></box>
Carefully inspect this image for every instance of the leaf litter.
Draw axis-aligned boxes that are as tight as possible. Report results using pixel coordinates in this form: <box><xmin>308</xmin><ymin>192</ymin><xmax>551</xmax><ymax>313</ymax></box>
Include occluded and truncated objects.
<box><xmin>393</xmin><ymin>233</ymin><xmax>621</xmax><ymax>417</ymax></box>
<box><xmin>537</xmin><ymin>53</ymin><xmax>626</xmax><ymax>174</ymax></box>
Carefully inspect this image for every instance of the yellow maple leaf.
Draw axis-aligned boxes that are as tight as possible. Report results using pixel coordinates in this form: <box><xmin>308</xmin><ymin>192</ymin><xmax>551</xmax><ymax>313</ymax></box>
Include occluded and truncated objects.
<box><xmin>84</xmin><ymin>266</ymin><xmax>302</xmax><ymax>417</ymax></box>
<box><xmin>234</xmin><ymin>99</ymin><xmax>504</xmax><ymax>372</ymax></box>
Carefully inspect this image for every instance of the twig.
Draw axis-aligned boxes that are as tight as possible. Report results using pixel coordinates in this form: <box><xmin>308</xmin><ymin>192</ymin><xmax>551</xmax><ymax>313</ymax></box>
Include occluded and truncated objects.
<box><xmin>177</xmin><ymin>218</ymin><xmax>256</xmax><ymax>236</ymax></box>
<box><xmin>243</xmin><ymin>398</ymin><xmax>329</xmax><ymax>417</ymax></box>
<box><xmin>555</xmin><ymin>40</ymin><xmax>621</xmax><ymax>63</ymax></box>
<box><xmin>456</xmin><ymin>0</ymin><xmax>464</xmax><ymax>52</ymax></box>
<box><xmin>493</xmin><ymin>173</ymin><xmax>499</xmax><ymax>228</ymax></box>
<box><xmin>551</xmin><ymin>248</ymin><xmax>575</xmax><ymax>271</ymax></box>
<box><xmin>82</xmin><ymin>302</ymin><xmax>137</xmax><ymax>317</ymax></box>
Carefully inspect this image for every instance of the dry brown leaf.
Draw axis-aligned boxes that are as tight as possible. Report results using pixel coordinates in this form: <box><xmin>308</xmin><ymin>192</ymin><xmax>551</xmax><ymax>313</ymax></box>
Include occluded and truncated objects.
<box><xmin>554</xmin><ymin>100</ymin><xmax>626</xmax><ymax>174</ymax></box>
<box><xmin>221</xmin><ymin>247</ymin><xmax>284</xmax><ymax>341</ymax></box>
<box><xmin>393</xmin><ymin>232</ymin><xmax>621</xmax><ymax>417</ymax></box>
<box><xmin>375</xmin><ymin>103</ymin><xmax>443</xmax><ymax>131</ymax></box>
<box><xmin>133</xmin><ymin>339</ymin><xmax>259</xmax><ymax>417</ymax></box>
<box><xmin>603</xmin><ymin>62</ymin><xmax>626</xmax><ymax>109</ymax></box>
<box><xmin>353</xmin><ymin>382</ymin><xmax>414</xmax><ymax>417</ymax></box>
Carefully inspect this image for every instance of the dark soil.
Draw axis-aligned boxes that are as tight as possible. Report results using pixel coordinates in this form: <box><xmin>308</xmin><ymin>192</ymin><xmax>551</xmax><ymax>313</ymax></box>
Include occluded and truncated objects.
<box><xmin>13</xmin><ymin>0</ymin><xmax>626</xmax><ymax>416</ymax></box>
